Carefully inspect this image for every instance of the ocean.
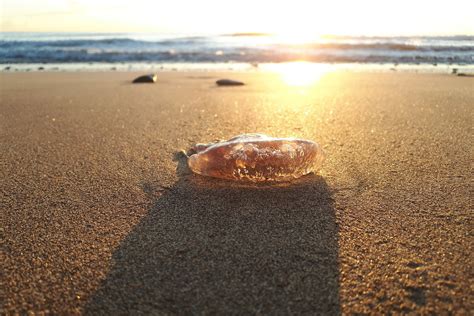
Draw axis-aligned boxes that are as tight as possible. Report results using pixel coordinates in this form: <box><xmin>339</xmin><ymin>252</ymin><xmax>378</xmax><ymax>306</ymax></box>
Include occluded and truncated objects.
<box><xmin>1</xmin><ymin>32</ymin><xmax>473</xmax><ymax>72</ymax></box>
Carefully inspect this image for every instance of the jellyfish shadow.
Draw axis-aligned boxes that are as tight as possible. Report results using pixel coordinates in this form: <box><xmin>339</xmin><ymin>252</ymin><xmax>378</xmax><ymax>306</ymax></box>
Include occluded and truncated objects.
<box><xmin>85</xmin><ymin>154</ymin><xmax>340</xmax><ymax>315</ymax></box>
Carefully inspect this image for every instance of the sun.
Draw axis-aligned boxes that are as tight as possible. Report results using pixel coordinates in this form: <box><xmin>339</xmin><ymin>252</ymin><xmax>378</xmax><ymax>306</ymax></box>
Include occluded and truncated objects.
<box><xmin>272</xmin><ymin>31</ymin><xmax>323</xmax><ymax>45</ymax></box>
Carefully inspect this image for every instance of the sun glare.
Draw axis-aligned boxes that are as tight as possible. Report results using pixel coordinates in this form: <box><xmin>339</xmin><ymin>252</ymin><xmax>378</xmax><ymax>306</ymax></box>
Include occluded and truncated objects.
<box><xmin>265</xmin><ymin>62</ymin><xmax>331</xmax><ymax>87</ymax></box>
<box><xmin>273</xmin><ymin>32</ymin><xmax>322</xmax><ymax>45</ymax></box>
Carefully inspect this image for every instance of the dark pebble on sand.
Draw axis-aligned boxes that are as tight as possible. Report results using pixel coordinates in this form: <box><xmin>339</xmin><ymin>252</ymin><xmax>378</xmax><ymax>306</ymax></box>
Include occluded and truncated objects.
<box><xmin>216</xmin><ymin>79</ymin><xmax>245</xmax><ymax>86</ymax></box>
<box><xmin>132</xmin><ymin>74</ymin><xmax>157</xmax><ymax>83</ymax></box>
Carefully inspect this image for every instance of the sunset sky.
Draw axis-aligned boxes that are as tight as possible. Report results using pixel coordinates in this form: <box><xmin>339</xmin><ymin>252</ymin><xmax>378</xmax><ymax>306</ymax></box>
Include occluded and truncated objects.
<box><xmin>1</xmin><ymin>0</ymin><xmax>473</xmax><ymax>35</ymax></box>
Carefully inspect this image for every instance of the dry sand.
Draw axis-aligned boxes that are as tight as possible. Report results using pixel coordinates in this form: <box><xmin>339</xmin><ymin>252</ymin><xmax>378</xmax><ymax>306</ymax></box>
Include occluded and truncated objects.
<box><xmin>1</xmin><ymin>71</ymin><xmax>473</xmax><ymax>314</ymax></box>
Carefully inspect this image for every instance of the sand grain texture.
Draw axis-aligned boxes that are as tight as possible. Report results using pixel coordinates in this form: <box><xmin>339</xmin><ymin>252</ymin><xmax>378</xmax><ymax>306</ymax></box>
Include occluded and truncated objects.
<box><xmin>1</xmin><ymin>72</ymin><xmax>473</xmax><ymax>314</ymax></box>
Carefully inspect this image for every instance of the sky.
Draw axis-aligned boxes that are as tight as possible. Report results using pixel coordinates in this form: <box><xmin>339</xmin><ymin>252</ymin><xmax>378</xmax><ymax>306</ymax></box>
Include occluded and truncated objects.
<box><xmin>1</xmin><ymin>0</ymin><xmax>473</xmax><ymax>36</ymax></box>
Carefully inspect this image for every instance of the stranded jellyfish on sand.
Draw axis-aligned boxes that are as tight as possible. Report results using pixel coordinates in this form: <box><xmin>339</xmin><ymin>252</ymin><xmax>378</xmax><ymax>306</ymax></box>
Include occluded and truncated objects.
<box><xmin>187</xmin><ymin>134</ymin><xmax>325</xmax><ymax>182</ymax></box>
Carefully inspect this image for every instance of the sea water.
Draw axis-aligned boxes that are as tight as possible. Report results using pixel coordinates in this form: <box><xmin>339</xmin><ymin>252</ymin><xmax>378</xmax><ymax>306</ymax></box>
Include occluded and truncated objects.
<box><xmin>1</xmin><ymin>32</ymin><xmax>473</xmax><ymax>72</ymax></box>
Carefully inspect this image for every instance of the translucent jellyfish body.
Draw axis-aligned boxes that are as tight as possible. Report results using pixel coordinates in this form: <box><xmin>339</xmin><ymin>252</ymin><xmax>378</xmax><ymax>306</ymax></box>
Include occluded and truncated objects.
<box><xmin>188</xmin><ymin>134</ymin><xmax>325</xmax><ymax>182</ymax></box>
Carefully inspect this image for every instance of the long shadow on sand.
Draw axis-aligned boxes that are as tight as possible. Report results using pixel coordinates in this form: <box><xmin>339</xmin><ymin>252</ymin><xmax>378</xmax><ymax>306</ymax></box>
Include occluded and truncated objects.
<box><xmin>85</xmin><ymin>154</ymin><xmax>340</xmax><ymax>315</ymax></box>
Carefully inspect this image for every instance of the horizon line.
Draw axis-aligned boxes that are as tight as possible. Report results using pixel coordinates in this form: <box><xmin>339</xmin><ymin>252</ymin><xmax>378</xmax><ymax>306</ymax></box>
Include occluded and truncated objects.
<box><xmin>1</xmin><ymin>31</ymin><xmax>474</xmax><ymax>37</ymax></box>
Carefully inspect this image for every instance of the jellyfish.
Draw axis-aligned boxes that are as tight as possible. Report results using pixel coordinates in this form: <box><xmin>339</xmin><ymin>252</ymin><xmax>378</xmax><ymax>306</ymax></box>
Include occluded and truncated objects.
<box><xmin>187</xmin><ymin>134</ymin><xmax>325</xmax><ymax>182</ymax></box>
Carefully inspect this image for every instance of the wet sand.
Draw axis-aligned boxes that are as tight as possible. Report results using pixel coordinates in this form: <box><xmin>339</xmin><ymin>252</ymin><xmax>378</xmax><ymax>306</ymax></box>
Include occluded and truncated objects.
<box><xmin>1</xmin><ymin>72</ymin><xmax>472</xmax><ymax>314</ymax></box>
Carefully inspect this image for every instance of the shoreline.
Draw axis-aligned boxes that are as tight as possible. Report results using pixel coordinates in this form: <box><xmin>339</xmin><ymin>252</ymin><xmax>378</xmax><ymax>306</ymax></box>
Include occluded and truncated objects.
<box><xmin>2</xmin><ymin>61</ymin><xmax>474</xmax><ymax>74</ymax></box>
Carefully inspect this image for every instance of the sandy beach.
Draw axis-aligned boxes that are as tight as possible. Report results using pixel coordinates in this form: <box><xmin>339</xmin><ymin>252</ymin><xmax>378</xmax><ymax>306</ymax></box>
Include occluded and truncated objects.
<box><xmin>1</xmin><ymin>71</ymin><xmax>472</xmax><ymax>314</ymax></box>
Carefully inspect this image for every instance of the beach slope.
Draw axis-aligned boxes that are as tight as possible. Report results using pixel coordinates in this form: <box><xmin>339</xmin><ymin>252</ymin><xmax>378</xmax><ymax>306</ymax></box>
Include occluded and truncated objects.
<box><xmin>1</xmin><ymin>72</ymin><xmax>472</xmax><ymax>314</ymax></box>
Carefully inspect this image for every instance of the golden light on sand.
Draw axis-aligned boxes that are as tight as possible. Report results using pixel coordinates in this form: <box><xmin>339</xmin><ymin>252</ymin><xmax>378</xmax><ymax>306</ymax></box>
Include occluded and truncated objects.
<box><xmin>269</xmin><ymin>62</ymin><xmax>331</xmax><ymax>86</ymax></box>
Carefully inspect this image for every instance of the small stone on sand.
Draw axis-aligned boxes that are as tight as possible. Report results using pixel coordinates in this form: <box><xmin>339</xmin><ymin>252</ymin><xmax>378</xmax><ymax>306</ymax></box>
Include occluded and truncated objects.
<box><xmin>216</xmin><ymin>79</ymin><xmax>244</xmax><ymax>86</ymax></box>
<box><xmin>132</xmin><ymin>74</ymin><xmax>157</xmax><ymax>83</ymax></box>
